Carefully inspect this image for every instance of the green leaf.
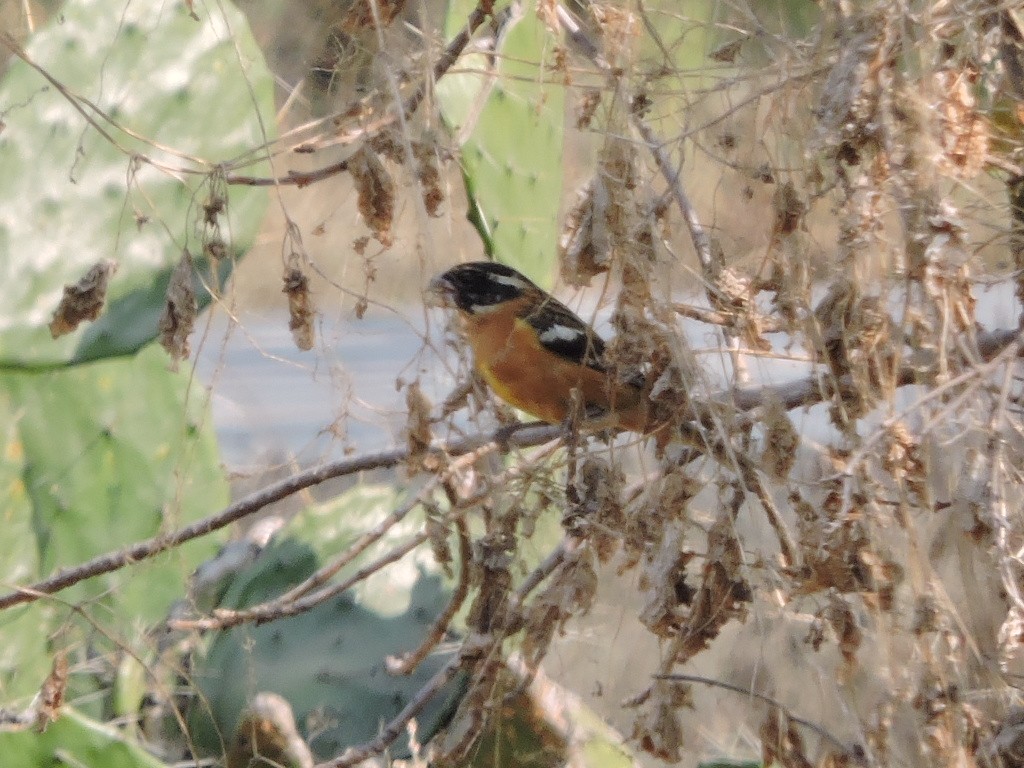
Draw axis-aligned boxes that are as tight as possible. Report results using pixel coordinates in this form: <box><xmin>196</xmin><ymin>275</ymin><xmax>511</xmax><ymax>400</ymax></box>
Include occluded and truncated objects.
<box><xmin>0</xmin><ymin>708</ymin><xmax>171</xmax><ymax>768</ymax></box>
<box><xmin>438</xmin><ymin>0</ymin><xmax>565</xmax><ymax>288</ymax></box>
<box><xmin>0</xmin><ymin>0</ymin><xmax>273</xmax><ymax>367</ymax></box>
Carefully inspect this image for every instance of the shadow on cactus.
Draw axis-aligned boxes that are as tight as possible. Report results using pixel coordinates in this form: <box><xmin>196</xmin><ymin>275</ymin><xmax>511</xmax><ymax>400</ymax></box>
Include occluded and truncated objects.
<box><xmin>186</xmin><ymin>538</ymin><xmax>467</xmax><ymax>762</ymax></box>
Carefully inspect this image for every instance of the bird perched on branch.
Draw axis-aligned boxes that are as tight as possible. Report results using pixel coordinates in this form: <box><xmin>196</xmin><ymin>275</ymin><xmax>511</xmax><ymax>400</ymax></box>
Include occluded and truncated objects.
<box><xmin>427</xmin><ymin>261</ymin><xmax>652</xmax><ymax>434</ymax></box>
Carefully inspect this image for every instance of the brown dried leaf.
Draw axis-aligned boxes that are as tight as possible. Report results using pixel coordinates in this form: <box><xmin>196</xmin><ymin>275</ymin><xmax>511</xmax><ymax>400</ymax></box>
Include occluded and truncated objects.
<box><xmin>814</xmin><ymin>19</ymin><xmax>883</xmax><ymax>161</ymax></box>
<box><xmin>368</xmin><ymin>128</ymin><xmax>405</xmax><ymax>164</ymax></box>
<box><xmin>226</xmin><ymin>692</ymin><xmax>313</xmax><ymax>768</ymax></box>
<box><xmin>772</xmin><ymin>181</ymin><xmax>806</xmax><ymax>239</ymax></box>
<box><xmin>825</xmin><ymin>593</ymin><xmax>862</xmax><ymax>674</ymax></box>
<box><xmin>575</xmin><ymin>88</ymin><xmax>602</xmax><ymax>129</ymax></box>
<box><xmin>559</xmin><ymin>179</ymin><xmax>609</xmax><ymax>285</ymax></box>
<box><xmin>710</xmin><ymin>38</ymin><xmax>743</xmax><ymax>63</ymax></box>
<box><xmin>637</xmin><ymin>523</ymin><xmax>693</xmax><ymax>637</ymax></box>
<box><xmin>882</xmin><ymin>420</ymin><xmax>927</xmax><ymax>502</ymax></box>
<box><xmin>522</xmin><ymin>546</ymin><xmax>597</xmax><ymax>667</ymax></box>
<box><xmin>467</xmin><ymin>533</ymin><xmax>514</xmax><ymax>633</ymax></box>
<box><xmin>34</xmin><ymin>651</ymin><xmax>67</xmax><ymax>733</ymax></box>
<box><xmin>349</xmin><ymin>146</ymin><xmax>395</xmax><ymax>246</ymax></box>
<box><xmin>624</xmin><ymin>473</ymin><xmax>698</xmax><ymax>571</ymax></box>
<box><xmin>337</xmin><ymin>0</ymin><xmax>405</xmax><ymax>33</ymax></box>
<box><xmin>404</xmin><ymin>379</ymin><xmax>432</xmax><ymax>471</ymax></box>
<box><xmin>48</xmin><ymin>259</ymin><xmax>119</xmax><ymax>338</ymax></box>
<box><xmin>424</xmin><ymin>507</ymin><xmax>452</xmax><ymax>578</ymax></box>
<box><xmin>672</xmin><ymin>513</ymin><xmax>750</xmax><ymax>663</ymax></box>
<box><xmin>631</xmin><ymin>681</ymin><xmax>688</xmax><ymax>762</ymax></box>
<box><xmin>567</xmin><ymin>457</ymin><xmax>623</xmax><ymax>561</ymax></box>
<box><xmin>760</xmin><ymin>400</ymin><xmax>799</xmax><ymax>479</ymax></box>
<box><xmin>158</xmin><ymin>250</ymin><xmax>197</xmax><ymax>368</ymax></box>
<box><xmin>412</xmin><ymin>142</ymin><xmax>445</xmax><ymax>217</ymax></box>
<box><xmin>283</xmin><ymin>262</ymin><xmax>315</xmax><ymax>351</ymax></box>
<box><xmin>934</xmin><ymin>65</ymin><xmax>987</xmax><ymax>179</ymax></box>
<box><xmin>811</xmin><ymin>280</ymin><xmax>895</xmax><ymax>422</ymax></box>
<box><xmin>536</xmin><ymin>0</ymin><xmax>559</xmax><ymax>37</ymax></box>
<box><xmin>761</xmin><ymin>710</ymin><xmax>814</xmax><ymax>768</ymax></box>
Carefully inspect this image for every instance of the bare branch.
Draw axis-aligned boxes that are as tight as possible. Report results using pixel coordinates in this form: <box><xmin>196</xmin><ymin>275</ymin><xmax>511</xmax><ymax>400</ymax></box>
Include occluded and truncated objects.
<box><xmin>2</xmin><ymin>327</ymin><xmax>1020</xmax><ymax>613</ymax></box>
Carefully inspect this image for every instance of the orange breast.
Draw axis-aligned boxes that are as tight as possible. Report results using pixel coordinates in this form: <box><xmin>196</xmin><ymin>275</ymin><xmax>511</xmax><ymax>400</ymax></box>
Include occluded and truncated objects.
<box><xmin>461</xmin><ymin>310</ymin><xmax>647</xmax><ymax>431</ymax></box>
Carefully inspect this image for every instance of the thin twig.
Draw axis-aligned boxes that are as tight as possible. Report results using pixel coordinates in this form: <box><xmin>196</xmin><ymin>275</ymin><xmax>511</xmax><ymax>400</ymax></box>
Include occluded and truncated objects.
<box><xmin>387</xmin><ymin>516</ymin><xmax>472</xmax><ymax>675</ymax></box>
<box><xmin>735</xmin><ymin>453</ymin><xmax>799</xmax><ymax>568</ymax></box>
<box><xmin>3</xmin><ymin>327</ymin><xmax>1020</xmax><ymax>614</ymax></box>
<box><xmin>225</xmin><ymin>1</ymin><xmax>506</xmax><ymax>188</ymax></box>
<box><xmin>656</xmin><ymin>673</ymin><xmax>866</xmax><ymax>764</ymax></box>
<box><xmin>321</xmin><ymin>653</ymin><xmax>465</xmax><ymax>768</ymax></box>
<box><xmin>632</xmin><ymin>116</ymin><xmax>715</xmax><ymax>277</ymax></box>
<box><xmin>175</xmin><ymin>532</ymin><xmax>430</xmax><ymax>631</ymax></box>
<box><xmin>0</xmin><ymin>427</ymin><xmax>555</xmax><ymax>612</ymax></box>
<box><xmin>673</xmin><ymin>301</ymin><xmax>797</xmax><ymax>333</ymax></box>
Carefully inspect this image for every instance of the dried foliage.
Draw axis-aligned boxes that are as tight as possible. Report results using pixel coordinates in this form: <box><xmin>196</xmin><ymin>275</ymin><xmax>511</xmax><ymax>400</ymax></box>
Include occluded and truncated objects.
<box><xmin>282</xmin><ymin>256</ymin><xmax>315</xmax><ymax>351</ymax></box>
<box><xmin>48</xmin><ymin>259</ymin><xmax>118</xmax><ymax>338</ymax></box>
<box><xmin>21</xmin><ymin>0</ymin><xmax>1024</xmax><ymax>766</ymax></box>
<box><xmin>157</xmin><ymin>249</ymin><xmax>197</xmax><ymax>367</ymax></box>
<box><xmin>348</xmin><ymin>145</ymin><xmax>395</xmax><ymax>246</ymax></box>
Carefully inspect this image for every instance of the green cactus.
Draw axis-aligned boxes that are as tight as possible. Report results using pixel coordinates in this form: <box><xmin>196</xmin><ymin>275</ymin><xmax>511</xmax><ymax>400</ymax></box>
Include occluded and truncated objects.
<box><xmin>0</xmin><ymin>344</ymin><xmax>228</xmax><ymax>708</ymax></box>
<box><xmin>438</xmin><ymin>0</ymin><xmax>565</xmax><ymax>288</ymax></box>
<box><xmin>0</xmin><ymin>708</ymin><xmax>171</xmax><ymax>768</ymax></box>
<box><xmin>189</xmin><ymin>537</ymin><xmax>466</xmax><ymax>761</ymax></box>
<box><xmin>0</xmin><ymin>0</ymin><xmax>272</xmax><ymax>367</ymax></box>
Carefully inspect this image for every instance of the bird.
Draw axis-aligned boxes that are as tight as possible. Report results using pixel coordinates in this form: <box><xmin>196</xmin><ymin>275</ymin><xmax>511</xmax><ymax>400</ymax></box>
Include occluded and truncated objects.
<box><xmin>427</xmin><ymin>261</ymin><xmax>651</xmax><ymax>434</ymax></box>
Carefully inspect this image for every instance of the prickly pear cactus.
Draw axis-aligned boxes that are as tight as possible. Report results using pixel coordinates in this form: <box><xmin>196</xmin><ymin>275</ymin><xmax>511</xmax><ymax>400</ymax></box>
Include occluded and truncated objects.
<box><xmin>189</xmin><ymin>538</ymin><xmax>466</xmax><ymax>761</ymax></box>
<box><xmin>0</xmin><ymin>0</ymin><xmax>272</xmax><ymax>366</ymax></box>
<box><xmin>438</xmin><ymin>0</ymin><xmax>565</xmax><ymax>288</ymax></box>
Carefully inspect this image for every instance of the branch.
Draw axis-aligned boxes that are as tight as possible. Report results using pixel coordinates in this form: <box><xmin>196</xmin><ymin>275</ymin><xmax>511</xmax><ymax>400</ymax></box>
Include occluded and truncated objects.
<box><xmin>2</xmin><ymin>327</ymin><xmax>1020</xmax><ymax>613</ymax></box>
<box><xmin>319</xmin><ymin>651</ymin><xmax>467</xmax><ymax>768</ymax></box>
<box><xmin>387</xmin><ymin>517</ymin><xmax>472</xmax><ymax>675</ymax></box>
<box><xmin>0</xmin><ymin>426</ymin><xmax>557</xmax><ymax>612</ymax></box>
<box><xmin>224</xmin><ymin>2</ymin><xmax>505</xmax><ymax>188</ymax></box>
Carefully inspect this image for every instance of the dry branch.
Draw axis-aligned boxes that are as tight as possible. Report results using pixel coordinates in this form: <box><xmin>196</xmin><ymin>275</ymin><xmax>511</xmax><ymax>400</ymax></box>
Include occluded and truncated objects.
<box><xmin>1</xmin><ymin>326</ymin><xmax>1020</xmax><ymax>613</ymax></box>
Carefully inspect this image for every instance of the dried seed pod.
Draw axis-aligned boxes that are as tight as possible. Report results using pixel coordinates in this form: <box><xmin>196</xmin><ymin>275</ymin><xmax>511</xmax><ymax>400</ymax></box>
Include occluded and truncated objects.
<box><xmin>283</xmin><ymin>262</ymin><xmax>315</xmax><ymax>351</ymax></box>
<box><xmin>226</xmin><ymin>692</ymin><xmax>313</xmax><ymax>768</ymax></box>
<box><xmin>34</xmin><ymin>651</ymin><xmax>68</xmax><ymax>733</ymax></box>
<box><xmin>631</xmin><ymin>681</ymin><xmax>687</xmax><ymax>762</ymax></box>
<box><xmin>349</xmin><ymin>146</ymin><xmax>395</xmax><ymax>246</ymax></box>
<box><xmin>337</xmin><ymin>0</ymin><xmax>406</xmax><ymax>34</ymax></box>
<box><xmin>48</xmin><ymin>259</ymin><xmax>118</xmax><ymax>338</ymax></box>
<box><xmin>521</xmin><ymin>546</ymin><xmax>597</xmax><ymax>667</ymax></box>
<box><xmin>158</xmin><ymin>250</ymin><xmax>197</xmax><ymax>368</ymax></box>
<box><xmin>412</xmin><ymin>142</ymin><xmax>444</xmax><ymax>218</ymax></box>
<box><xmin>559</xmin><ymin>178</ymin><xmax>610</xmax><ymax>285</ymax></box>
<box><xmin>403</xmin><ymin>379</ymin><xmax>432</xmax><ymax>471</ymax></box>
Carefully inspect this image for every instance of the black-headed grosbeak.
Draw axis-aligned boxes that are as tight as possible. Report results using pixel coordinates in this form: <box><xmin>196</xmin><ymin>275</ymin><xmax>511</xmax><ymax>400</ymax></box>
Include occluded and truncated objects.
<box><xmin>428</xmin><ymin>262</ymin><xmax>651</xmax><ymax>434</ymax></box>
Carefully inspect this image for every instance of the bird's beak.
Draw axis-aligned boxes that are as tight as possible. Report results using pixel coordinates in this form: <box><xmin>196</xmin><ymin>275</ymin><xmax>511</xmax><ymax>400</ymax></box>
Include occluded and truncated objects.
<box><xmin>425</xmin><ymin>275</ymin><xmax>456</xmax><ymax>308</ymax></box>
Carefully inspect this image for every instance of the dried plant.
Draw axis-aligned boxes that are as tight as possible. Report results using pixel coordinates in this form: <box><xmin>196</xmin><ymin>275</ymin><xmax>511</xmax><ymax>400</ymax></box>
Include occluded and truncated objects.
<box><xmin>12</xmin><ymin>0</ymin><xmax>1024</xmax><ymax>766</ymax></box>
